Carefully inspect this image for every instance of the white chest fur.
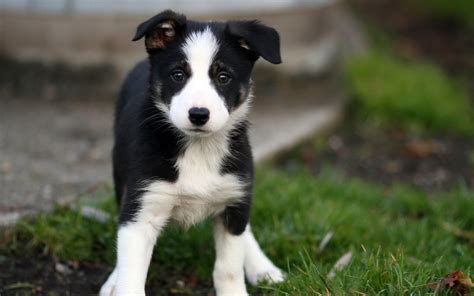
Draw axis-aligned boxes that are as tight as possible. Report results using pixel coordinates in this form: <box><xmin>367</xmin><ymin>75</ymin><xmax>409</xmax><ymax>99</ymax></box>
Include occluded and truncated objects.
<box><xmin>138</xmin><ymin>134</ymin><xmax>245</xmax><ymax>228</ymax></box>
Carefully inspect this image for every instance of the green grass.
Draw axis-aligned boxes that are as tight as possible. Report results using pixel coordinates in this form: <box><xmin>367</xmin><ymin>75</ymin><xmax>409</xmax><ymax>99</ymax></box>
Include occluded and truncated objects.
<box><xmin>1</xmin><ymin>168</ymin><xmax>473</xmax><ymax>295</ymax></box>
<box><xmin>346</xmin><ymin>52</ymin><xmax>474</xmax><ymax>135</ymax></box>
<box><xmin>4</xmin><ymin>197</ymin><xmax>118</xmax><ymax>264</ymax></box>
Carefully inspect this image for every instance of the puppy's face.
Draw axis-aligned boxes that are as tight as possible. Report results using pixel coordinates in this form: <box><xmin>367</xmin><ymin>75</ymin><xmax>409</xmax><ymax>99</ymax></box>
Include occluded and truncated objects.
<box><xmin>153</xmin><ymin>26</ymin><xmax>253</xmax><ymax>136</ymax></box>
<box><xmin>133</xmin><ymin>11</ymin><xmax>281</xmax><ymax>136</ymax></box>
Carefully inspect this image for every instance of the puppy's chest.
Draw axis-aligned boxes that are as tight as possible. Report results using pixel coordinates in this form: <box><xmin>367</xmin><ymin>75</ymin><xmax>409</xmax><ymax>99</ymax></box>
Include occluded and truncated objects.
<box><xmin>143</xmin><ymin>138</ymin><xmax>245</xmax><ymax>227</ymax></box>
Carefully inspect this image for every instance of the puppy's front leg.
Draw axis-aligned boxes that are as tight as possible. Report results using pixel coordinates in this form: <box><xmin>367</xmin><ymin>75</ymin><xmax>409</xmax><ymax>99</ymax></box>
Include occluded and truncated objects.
<box><xmin>213</xmin><ymin>218</ymin><xmax>248</xmax><ymax>296</ymax></box>
<box><xmin>102</xmin><ymin>202</ymin><xmax>171</xmax><ymax>296</ymax></box>
<box><xmin>243</xmin><ymin>225</ymin><xmax>285</xmax><ymax>285</ymax></box>
<box><xmin>113</xmin><ymin>222</ymin><xmax>161</xmax><ymax>295</ymax></box>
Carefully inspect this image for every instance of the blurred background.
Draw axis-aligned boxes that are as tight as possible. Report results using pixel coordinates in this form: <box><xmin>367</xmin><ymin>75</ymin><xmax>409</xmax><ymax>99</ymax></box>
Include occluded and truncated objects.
<box><xmin>0</xmin><ymin>0</ymin><xmax>473</xmax><ymax>294</ymax></box>
<box><xmin>1</xmin><ymin>0</ymin><xmax>362</xmax><ymax>222</ymax></box>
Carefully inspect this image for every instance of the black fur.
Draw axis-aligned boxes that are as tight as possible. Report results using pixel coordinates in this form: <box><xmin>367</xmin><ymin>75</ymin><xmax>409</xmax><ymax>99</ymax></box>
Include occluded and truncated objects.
<box><xmin>113</xmin><ymin>10</ymin><xmax>280</xmax><ymax>234</ymax></box>
<box><xmin>132</xmin><ymin>10</ymin><xmax>187</xmax><ymax>42</ymax></box>
<box><xmin>220</xmin><ymin>121</ymin><xmax>254</xmax><ymax>234</ymax></box>
<box><xmin>226</xmin><ymin>21</ymin><xmax>281</xmax><ymax>64</ymax></box>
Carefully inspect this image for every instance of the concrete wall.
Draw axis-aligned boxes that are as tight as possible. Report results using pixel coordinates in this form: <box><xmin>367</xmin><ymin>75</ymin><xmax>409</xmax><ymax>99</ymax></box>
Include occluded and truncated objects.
<box><xmin>1</xmin><ymin>0</ymin><xmax>332</xmax><ymax>15</ymax></box>
<box><xmin>1</xmin><ymin>3</ymin><xmax>349</xmax><ymax>76</ymax></box>
<box><xmin>1</xmin><ymin>0</ymin><xmax>367</xmax><ymax>103</ymax></box>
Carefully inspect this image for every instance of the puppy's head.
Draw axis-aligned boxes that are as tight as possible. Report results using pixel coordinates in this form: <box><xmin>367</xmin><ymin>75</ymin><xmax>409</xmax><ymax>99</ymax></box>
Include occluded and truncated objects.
<box><xmin>133</xmin><ymin>10</ymin><xmax>281</xmax><ymax>136</ymax></box>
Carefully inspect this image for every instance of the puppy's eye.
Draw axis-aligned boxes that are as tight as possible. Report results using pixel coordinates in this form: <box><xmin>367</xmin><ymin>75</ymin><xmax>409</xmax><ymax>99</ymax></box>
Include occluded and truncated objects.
<box><xmin>171</xmin><ymin>70</ymin><xmax>185</xmax><ymax>82</ymax></box>
<box><xmin>217</xmin><ymin>72</ymin><xmax>231</xmax><ymax>85</ymax></box>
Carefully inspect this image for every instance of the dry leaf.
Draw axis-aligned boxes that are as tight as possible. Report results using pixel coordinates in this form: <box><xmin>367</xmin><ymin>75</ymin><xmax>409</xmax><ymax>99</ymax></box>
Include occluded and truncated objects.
<box><xmin>327</xmin><ymin>251</ymin><xmax>353</xmax><ymax>279</ymax></box>
<box><xmin>404</xmin><ymin>140</ymin><xmax>436</xmax><ymax>158</ymax></box>
<box><xmin>441</xmin><ymin>221</ymin><xmax>474</xmax><ymax>240</ymax></box>
<box><xmin>317</xmin><ymin>231</ymin><xmax>334</xmax><ymax>254</ymax></box>
<box><xmin>427</xmin><ymin>270</ymin><xmax>473</xmax><ymax>295</ymax></box>
<box><xmin>80</xmin><ymin>206</ymin><xmax>111</xmax><ymax>223</ymax></box>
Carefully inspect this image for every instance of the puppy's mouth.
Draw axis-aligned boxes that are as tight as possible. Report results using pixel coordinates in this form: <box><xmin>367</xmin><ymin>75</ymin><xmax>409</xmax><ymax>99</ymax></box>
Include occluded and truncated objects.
<box><xmin>190</xmin><ymin>128</ymin><xmax>205</xmax><ymax>132</ymax></box>
<box><xmin>184</xmin><ymin>128</ymin><xmax>212</xmax><ymax>136</ymax></box>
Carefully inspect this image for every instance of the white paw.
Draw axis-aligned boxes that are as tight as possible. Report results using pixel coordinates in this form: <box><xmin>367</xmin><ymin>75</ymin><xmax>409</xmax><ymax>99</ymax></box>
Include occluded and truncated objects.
<box><xmin>100</xmin><ymin>268</ymin><xmax>117</xmax><ymax>296</ymax></box>
<box><xmin>246</xmin><ymin>265</ymin><xmax>285</xmax><ymax>286</ymax></box>
<box><xmin>99</xmin><ymin>283</ymin><xmax>116</xmax><ymax>296</ymax></box>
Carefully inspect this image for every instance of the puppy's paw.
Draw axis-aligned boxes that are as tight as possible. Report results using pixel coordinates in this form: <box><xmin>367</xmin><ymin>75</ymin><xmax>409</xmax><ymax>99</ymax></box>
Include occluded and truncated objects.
<box><xmin>246</xmin><ymin>265</ymin><xmax>285</xmax><ymax>286</ymax></box>
<box><xmin>100</xmin><ymin>268</ymin><xmax>117</xmax><ymax>296</ymax></box>
<box><xmin>99</xmin><ymin>283</ymin><xmax>116</xmax><ymax>296</ymax></box>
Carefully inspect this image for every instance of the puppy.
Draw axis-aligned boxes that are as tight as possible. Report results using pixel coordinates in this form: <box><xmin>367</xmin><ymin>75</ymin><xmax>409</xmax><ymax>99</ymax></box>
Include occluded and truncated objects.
<box><xmin>100</xmin><ymin>10</ymin><xmax>283</xmax><ymax>295</ymax></box>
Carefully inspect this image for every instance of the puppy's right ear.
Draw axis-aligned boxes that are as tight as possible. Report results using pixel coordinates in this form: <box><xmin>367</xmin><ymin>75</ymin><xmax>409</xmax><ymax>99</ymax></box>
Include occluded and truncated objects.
<box><xmin>132</xmin><ymin>10</ymin><xmax>186</xmax><ymax>51</ymax></box>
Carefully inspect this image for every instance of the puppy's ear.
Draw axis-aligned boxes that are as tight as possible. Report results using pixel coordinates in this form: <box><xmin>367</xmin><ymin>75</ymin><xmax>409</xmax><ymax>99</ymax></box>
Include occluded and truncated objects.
<box><xmin>226</xmin><ymin>21</ymin><xmax>281</xmax><ymax>64</ymax></box>
<box><xmin>132</xmin><ymin>10</ymin><xmax>186</xmax><ymax>51</ymax></box>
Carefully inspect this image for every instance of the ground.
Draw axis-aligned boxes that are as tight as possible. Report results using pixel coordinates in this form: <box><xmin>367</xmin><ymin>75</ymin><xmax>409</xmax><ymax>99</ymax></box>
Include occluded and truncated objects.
<box><xmin>278</xmin><ymin>115</ymin><xmax>474</xmax><ymax>193</ymax></box>
<box><xmin>1</xmin><ymin>169</ymin><xmax>473</xmax><ymax>295</ymax></box>
<box><xmin>1</xmin><ymin>0</ymin><xmax>474</xmax><ymax>295</ymax></box>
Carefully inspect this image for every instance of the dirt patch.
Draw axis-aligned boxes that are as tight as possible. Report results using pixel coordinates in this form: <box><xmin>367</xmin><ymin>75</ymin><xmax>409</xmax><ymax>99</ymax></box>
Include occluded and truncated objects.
<box><xmin>278</xmin><ymin>116</ymin><xmax>474</xmax><ymax>193</ymax></box>
<box><xmin>0</xmin><ymin>256</ymin><xmax>106</xmax><ymax>295</ymax></box>
<box><xmin>0</xmin><ymin>255</ymin><xmax>214</xmax><ymax>295</ymax></box>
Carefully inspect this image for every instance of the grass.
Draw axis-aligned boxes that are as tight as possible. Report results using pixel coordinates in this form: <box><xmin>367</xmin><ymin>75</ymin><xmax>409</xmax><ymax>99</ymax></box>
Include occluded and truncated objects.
<box><xmin>346</xmin><ymin>0</ymin><xmax>474</xmax><ymax>137</ymax></box>
<box><xmin>1</xmin><ymin>167</ymin><xmax>473</xmax><ymax>295</ymax></box>
<box><xmin>346</xmin><ymin>52</ymin><xmax>474</xmax><ymax>135</ymax></box>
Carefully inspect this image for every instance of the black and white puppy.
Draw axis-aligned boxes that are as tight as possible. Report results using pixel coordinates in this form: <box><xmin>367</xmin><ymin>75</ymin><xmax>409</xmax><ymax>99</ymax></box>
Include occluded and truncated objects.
<box><xmin>100</xmin><ymin>10</ymin><xmax>283</xmax><ymax>295</ymax></box>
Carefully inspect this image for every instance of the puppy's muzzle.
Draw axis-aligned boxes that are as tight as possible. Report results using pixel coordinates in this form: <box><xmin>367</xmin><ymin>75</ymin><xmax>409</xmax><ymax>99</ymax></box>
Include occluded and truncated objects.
<box><xmin>188</xmin><ymin>107</ymin><xmax>210</xmax><ymax>126</ymax></box>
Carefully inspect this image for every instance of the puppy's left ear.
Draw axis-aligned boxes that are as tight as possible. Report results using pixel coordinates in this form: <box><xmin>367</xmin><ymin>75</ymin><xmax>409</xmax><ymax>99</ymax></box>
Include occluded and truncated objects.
<box><xmin>132</xmin><ymin>10</ymin><xmax>186</xmax><ymax>51</ymax></box>
<box><xmin>226</xmin><ymin>21</ymin><xmax>281</xmax><ymax>64</ymax></box>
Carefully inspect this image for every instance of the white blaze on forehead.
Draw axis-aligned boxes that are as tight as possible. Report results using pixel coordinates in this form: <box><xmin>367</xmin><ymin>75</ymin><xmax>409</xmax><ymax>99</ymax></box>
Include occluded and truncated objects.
<box><xmin>182</xmin><ymin>27</ymin><xmax>219</xmax><ymax>77</ymax></box>
<box><xmin>169</xmin><ymin>26</ymin><xmax>229</xmax><ymax>135</ymax></box>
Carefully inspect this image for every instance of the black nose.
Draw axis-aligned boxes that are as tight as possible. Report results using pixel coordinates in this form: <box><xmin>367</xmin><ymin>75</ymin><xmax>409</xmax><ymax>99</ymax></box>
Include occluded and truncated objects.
<box><xmin>188</xmin><ymin>107</ymin><xmax>210</xmax><ymax>126</ymax></box>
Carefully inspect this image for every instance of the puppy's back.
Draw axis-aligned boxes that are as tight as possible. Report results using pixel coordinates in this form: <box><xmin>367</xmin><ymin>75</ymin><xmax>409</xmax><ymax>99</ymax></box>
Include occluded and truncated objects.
<box><xmin>113</xmin><ymin>59</ymin><xmax>150</xmax><ymax>205</ymax></box>
<box><xmin>115</xmin><ymin>59</ymin><xmax>150</xmax><ymax>127</ymax></box>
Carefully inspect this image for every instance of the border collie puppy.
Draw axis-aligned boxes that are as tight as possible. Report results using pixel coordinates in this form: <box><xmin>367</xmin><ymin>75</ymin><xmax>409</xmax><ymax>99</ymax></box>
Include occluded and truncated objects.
<box><xmin>100</xmin><ymin>10</ymin><xmax>283</xmax><ymax>295</ymax></box>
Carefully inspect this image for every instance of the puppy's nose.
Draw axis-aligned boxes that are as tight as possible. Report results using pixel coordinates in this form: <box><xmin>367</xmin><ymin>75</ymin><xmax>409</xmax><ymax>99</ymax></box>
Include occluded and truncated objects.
<box><xmin>188</xmin><ymin>107</ymin><xmax>210</xmax><ymax>126</ymax></box>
